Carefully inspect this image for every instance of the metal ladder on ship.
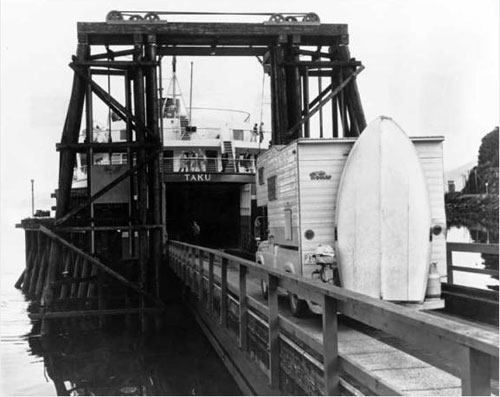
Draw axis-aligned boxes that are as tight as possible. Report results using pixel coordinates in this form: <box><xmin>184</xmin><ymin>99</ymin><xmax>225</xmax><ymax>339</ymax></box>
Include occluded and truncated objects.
<box><xmin>222</xmin><ymin>141</ymin><xmax>237</xmax><ymax>172</ymax></box>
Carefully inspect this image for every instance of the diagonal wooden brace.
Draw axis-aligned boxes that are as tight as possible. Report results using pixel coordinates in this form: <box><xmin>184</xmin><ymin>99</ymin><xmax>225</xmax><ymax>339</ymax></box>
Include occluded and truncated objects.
<box><xmin>38</xmin><ymin>225</ymin><xmax>164</xmax><ymax>307</ymax></box>
<box><xmin>287</xmin><ymin>65</ymin><xmax>364</xmax><ymax>137</ymax></box>
<box><xmin>69</xmin><ymin>63</ymin><xmax>160</xmax><ymax>144</ymax></box>
<box><xmin>55</xmin><ymin>148</ymin><xmax>162</xmax><ymax>226</ymax></box>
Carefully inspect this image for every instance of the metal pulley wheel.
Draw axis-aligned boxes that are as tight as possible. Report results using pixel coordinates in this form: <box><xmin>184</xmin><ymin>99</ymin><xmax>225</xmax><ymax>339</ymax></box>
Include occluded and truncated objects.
<box><xmin>106</xmin><ymin>10</ymin><xmax>123</xmax><ymax>21</ymax></box>
<box><xmin>269</xmin><ymin>14</ymin><xmax>285</xmax><ymax>23</ymax></box>
<box><xmin>144</xmin><ymin>12</ymin><xmax>160</xmax><ymax>21</ymax></box>
<box><xmin>302</xmin><ymin>12</ymin><xmax>320</xmax><ymax>22</ymax></box>
<box><xmin>129</xmin><ymin>14</ymin><xmax>143</xmax><ymax>21</ymax></box>
<box><xmin>285</xmin><ymin>16</ymin><xmax>298</xmax><ymax>22</ymax></box>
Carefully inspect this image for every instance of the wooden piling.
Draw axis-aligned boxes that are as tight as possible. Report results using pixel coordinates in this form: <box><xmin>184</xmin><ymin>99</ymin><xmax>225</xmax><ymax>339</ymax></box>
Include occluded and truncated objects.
<box><xmin>28</xmin><ymin>231</ymin><xmax>42</xmax><ymax>297</ymax></box>
<box><xmin>35</xmin><ymin>244</ymin><xmax>49</xmax><ymax>300</ymax></box>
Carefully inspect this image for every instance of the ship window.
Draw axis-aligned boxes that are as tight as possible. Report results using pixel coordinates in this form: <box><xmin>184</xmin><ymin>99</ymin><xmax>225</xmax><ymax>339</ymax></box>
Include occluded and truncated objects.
<box><xmin>284</xmin><ymin>209</ymin><xmax>292</xmax><ymax>240</ymax></box>
<box><xmin>233</xmin><ymin>129</ymin><xmax>244</xmax><ymax>141</ymax></box>
<box><xmin>267</xmin><ymin>176</ymin><xmax>277</xmax><ymax>201</ymax></box>
<box><xmin>258</xmin><ymin>167</ymin><xmax>264</xmax><ymax>185</ymax></box>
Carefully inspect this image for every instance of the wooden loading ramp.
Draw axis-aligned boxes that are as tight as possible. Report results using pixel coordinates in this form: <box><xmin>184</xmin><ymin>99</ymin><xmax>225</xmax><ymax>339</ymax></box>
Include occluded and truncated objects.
<box><xmin>168</xmin><ymin>241</ymin><xmax>499</xmax><ymax>396</ymax></box>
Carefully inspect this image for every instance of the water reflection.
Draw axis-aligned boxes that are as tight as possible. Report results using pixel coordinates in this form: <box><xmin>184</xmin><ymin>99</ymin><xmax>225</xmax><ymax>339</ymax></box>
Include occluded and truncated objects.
<box><xmin>25</xmin><ymin>305</ymin><xmax>241</xmax><ymax>396</ymax></box>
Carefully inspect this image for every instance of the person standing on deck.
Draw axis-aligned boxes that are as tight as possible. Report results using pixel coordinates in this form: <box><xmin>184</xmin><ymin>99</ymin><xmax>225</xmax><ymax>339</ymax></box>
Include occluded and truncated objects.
<box><xmin>221</xmin><ymin>152</ymin><xmax>228</xmax><ymax>172</ymax></box>
<box><xmin>251</xmin><ymin>123</ymin><xmax>258</xmax><ymax>142</ymax></box>
<box><xmin>197</xmin><ymin>149</ymin><xmax>207</xmax><ymax>172</ymax></box>
<box><xmin>191</xmin><ymin>220</ymin><xmax>201</xmax><ymax>244</ymax></box>
<box><xmin>243</xmin><ymin>150</ymin><xmax>252</xmax><ymax>172</ymax></box>
<box><xmin>259</xmin><ymin>122</ymin><xmax>264</xmax><ymax>143</ymax></box>
<box><xmin>189</xmin><ymin>151</ymin><xmax>197</xmax><ymax>172</ymax></box>
<box><xmin>179</xmin><ymin>152</ymin><xmax>189</xmax><ymax>172</ymax></box>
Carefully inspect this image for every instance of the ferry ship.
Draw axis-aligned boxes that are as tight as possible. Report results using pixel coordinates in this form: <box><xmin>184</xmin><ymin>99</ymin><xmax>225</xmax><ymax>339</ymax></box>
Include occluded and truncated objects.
<box><xmin>70</xmin><ymin>57</ymin><xmax>266</xmax><ymax>255</ymax></box>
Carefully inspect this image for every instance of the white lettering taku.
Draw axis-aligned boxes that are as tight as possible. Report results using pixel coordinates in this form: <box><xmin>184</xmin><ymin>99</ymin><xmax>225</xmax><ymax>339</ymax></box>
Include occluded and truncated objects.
<box><xmin>184</xmin><ymin>174</ymin><xmax>212</xmax><ymax>182</ymax></box>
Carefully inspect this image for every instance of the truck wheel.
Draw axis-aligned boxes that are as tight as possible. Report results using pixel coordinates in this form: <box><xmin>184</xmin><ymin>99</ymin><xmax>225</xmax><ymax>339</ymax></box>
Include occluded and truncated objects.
<box><xmin>289</xmin><ymin>292</ymin><xmax>308</xmax><ymax>317</ymax></box>
<box><xmin>261</xmin><ymin>279</ymin><xmax>268</xmax><ymax>299</ymax></box>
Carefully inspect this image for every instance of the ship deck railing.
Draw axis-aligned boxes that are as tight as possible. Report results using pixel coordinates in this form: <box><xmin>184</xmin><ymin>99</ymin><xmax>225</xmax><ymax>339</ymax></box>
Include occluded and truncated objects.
<box><xmin>162</xmin><ymin>156</ymin><xmax>256</xmax><ymax>174</ymax></box>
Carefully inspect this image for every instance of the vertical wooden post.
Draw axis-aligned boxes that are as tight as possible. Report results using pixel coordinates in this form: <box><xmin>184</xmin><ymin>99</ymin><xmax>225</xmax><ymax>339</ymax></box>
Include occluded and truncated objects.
<box><xmin>59</xmin><ymin>249</ymin><xmax>71</xmax><ymax>299</ymax></box>
<box><xmin>56</xmin><ymin>40</ymin><xmax>88</xmax><ymax>220</ymax></box>
<box><xmin>239</xmin><ymin>264</ymin><xmax>248</xmax><ymax>350</ymax></box>
<box><xmin>97</xmin><ymin>268</ymin><xmax>105</xmax><ymax>327</ymax></box>
<box><xmin>268</xmin><ymin>274</ymin><xmax>280</xmax><ymax>388</ymax></box>
<box><xmin>323</xmin><ymin>295</ymin><xmax>340</xmax><ymax>395</ymax></box>
<box><xmin>69</xmin><ymin>256</ymin><xmax>81</xmax><ymax>298</ymax></box>
<box><xmin>187</xmin><ymin>246</ymin><xmax>192</xmax><ymax>287</ymax></box>
<box><xmin>21</xmin><ymin>231</ymin><xmax>33</xmax><ymax>292</ymax></box>
<box><xmin>23</xmin><ymin>231</ymin><xmax>36</xmax><ymax>295</ymax></box>
<box><xmin>302</xmin><ymin>68</ymin><xmax>310</xmax><ymax>138</ymax></box>
<box><xmin>329</xmin><ymin>49</ymin><xmax>339</xmax><ymax>139</ymax></box>
<box><xmin>447</xmin><ymin>245</ymin><xmax>454</xmax><ymax>284</ymax></box>
<box><xmin>461</xmin><ymin>348</ymin><xmax>491</xmax><ymax>396</ymax></box>
<box><xmin>87</xmin><ymin>264</ymin><xmax>98</xmax><ymax>299</ymax></box>
<box><xmin>270</xmin><ymin>40</ymin><xmax>288</xmax><ymax>144</ymax></box>
<box><xmin>28</xmin><ymin>231</ymin><xmax>42</xmax><ymax>297</ymax></box>
<box><xmin>284</xmin><ymin>40</ymin><xmax>302</xmax><ymax>140</ymax></box>
<box><xmin>133</xmin><ymin>34</ymin><xmax>149</xmax><ymax>330</ymax></box>
<box><xmin>314</xmin><ymin>52</ymin><xmax>324</xmax><ymax>138</ymax></box>
<box><xmin>198</xmin><ymin>249</ymin><xmax>204</xmax><ymax>298</ymax></box>
<box><xmin>145</xmin><ymin>34</ymin><xmax>162</xmax><ymax>303</ymax></box>
<box><xmin>76</xmin><ymin>257</ymin><xmax>87</xmax><ymax>298</ymax></box>
<box><xmin>335</xmin><ymin>45</ymin><xmax>366</xmax><ymax>133</ymax></box>
<box><xmin>85</xmin><ymin>58</ymin><xmax>94</xmax><ymax>257</ymax></box>
<box><xmin>41</xmin><ymin>241</ymin><xmax>61</xmax><ymax>335</ymax></box>
<box><xmin>35</xmin><ymin>245</ymin><xmax>49</xmax><ymax>300</ymax></box>
<box><xmin>221</xmin><ymin>257</ymin><xmax>228</xmax><ymax>327</ymax></box>
<box><xmin>338</xmin><ymin>68</ymin><xmax>348</xmax><ymax>137</ymax></box>
<box><xmin>208</xmin><ymin>253</ymin><xmax>215</xmax><ymax>312</ymax></box>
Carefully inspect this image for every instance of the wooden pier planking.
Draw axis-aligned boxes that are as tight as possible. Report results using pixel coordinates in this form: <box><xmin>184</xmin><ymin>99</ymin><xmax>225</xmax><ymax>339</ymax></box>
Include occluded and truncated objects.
<box><xmin>168</xmin><ymin>241</ymin><xmax>498</xmax><ymax>396</ymax></box>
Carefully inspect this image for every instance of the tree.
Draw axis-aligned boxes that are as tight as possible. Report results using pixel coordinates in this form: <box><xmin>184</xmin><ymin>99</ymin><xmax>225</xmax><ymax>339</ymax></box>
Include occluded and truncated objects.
<box><xmin>462</xmin><ymin>127</ymin><xmax>499</xmax><ymax>194</ymax></box>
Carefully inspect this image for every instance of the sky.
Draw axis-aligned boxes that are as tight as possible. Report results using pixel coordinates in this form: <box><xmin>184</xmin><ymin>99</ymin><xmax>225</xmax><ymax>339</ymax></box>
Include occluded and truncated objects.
<box><xmin>0</xmin><ymin>0</ymin><xmax>499</xmax><ymax>274</ymax></box>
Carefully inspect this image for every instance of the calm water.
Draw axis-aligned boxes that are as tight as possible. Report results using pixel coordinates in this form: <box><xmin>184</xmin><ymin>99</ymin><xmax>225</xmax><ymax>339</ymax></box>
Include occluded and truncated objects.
<box><xmin>0</xmin><ymin>272</ymin><xmax>241</xmax><ymax>396</ymax></box>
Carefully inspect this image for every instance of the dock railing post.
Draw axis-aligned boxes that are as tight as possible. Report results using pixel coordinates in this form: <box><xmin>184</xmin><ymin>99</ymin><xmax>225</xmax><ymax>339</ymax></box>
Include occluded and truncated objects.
<box><xmin>461</xmin><ymin>347</ymin><xmax>492</xmax><ymax>396</ymax></box>
<box><xmin>208</xmin><ymin>253</ymin><xmax>215</xmax><ymax>313</ymax></box>
<box><xmin>322</xmin><ymin>295</ymin><xmax>340</xmax><ymax>395</ymax></box>
<box><xmin>198</xmin><ymin>248</ymin><xmax>204</xmax><ymax>299</ymax></box>
<box><xmin>238</xmin><ymin>264</ymin><xmax>248</xmax><ymax>351</ymax></box>
<box><xmin>446</xmin><ymin>244</ymin><xmax>454</xmax><ymax>284</ymax></box>
<box><xmin>268</xmin><ymin>273</ymin><xmax>280</xmax><ymax>388</ymax></box>
<box><xmin>221</xmin><ymin>257</ymin><xmax>228</xmax><ymax>327</ymax></box>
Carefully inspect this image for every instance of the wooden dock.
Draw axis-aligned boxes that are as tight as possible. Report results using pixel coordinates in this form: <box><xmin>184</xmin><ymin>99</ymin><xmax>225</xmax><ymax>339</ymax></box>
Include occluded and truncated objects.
<box><xmin>168</xmin><ymin>241</ymin><xmax>499</xmax><ymax>396</ymax></box>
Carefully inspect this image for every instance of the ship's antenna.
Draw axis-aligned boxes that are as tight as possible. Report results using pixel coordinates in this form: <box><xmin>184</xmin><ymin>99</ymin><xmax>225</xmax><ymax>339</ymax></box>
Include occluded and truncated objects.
<box><xmin>172</xmin><ymin>56</ymin><xmax>177</xmax><ymax>117</ymax></box>
<box><xmin>189</xmin><ymin>61</ymin><xmax>194</xmax><ymax>125</ymax></box>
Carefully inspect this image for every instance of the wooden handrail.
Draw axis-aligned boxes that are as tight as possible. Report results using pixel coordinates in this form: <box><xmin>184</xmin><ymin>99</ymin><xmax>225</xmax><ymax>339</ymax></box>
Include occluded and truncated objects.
<box><xmin>168</xmin><ymin>240</ymin><xmax>499</xmax><ymax>396</ymax></box>
<box><xmin>446</xmin><ymin>242</ymin><xmax>499</xmax><ymax>284</ymax></box>
<box><xmin>171</xmin><ymin>240</ymin><xmax>497</xmax><ymax>356</ymax></box>
<box><xmin>447</xmin><ymin>242</ymin><xmax>499</xmax><ymax>255</ymax></box>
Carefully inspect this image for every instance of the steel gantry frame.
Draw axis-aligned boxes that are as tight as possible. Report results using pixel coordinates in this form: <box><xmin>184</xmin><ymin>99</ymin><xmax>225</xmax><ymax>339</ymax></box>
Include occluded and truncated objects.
<box><xmin>49</xmin><ymin>12</ymin><xmax>365</xmax><ymax>319</ymax></box>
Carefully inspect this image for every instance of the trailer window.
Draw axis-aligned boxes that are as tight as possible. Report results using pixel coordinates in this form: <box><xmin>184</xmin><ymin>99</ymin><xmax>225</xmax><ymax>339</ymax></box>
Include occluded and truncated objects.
<box><xmin>284</xmin><ymin>209</ymin><xmax>292</xmax><ymax>240</ymax></box>
<box><xmin>258</xmin><ymin>167</ymin><xmax>264</xmax><ymax>185</ymax></box>
<box><xmin>267</xmin><ymin>176</ymin><xmax>277</xmax><ymax>201</ymax></box>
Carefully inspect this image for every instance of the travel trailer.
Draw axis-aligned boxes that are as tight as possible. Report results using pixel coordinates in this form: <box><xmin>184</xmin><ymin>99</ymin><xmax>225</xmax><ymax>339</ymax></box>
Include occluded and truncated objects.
<box><xmin>255</xmin><ymin>121</ymin><xmax>446</xmax><ymax>316</ymax></box>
